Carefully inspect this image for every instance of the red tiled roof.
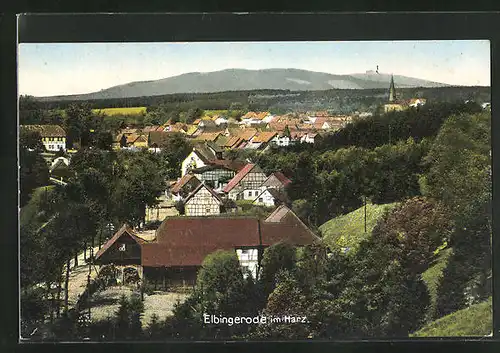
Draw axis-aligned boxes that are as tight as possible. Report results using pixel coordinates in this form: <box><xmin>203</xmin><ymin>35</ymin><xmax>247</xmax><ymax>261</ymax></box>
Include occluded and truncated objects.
<box><xmin>95</xmin><ymin>224</ymin><xmax>146</xmax><ymax>261</ymax></box>
<box><xmin>272</xmin><ymin>172</ymin><xmax>292</xmax><ymax>186</ymax></box>
<box><xmin>252</xmin><ymin>131</ymin><xmax>277</xmax><ymax>143</ymax></box>
<box><xmin>236</xmin><ymin>129</ymin><xmax>258</xmax><ymax>141</ymax></box>
<box><xmin>141</xmin><ymin>207</ymin><xmax>319</xmax><ymax>267</ymax></box>
<box><xmin>193</xmin><ymin>132</ymin><xmax>221</xmax><ymax>142</ymax></box>
<box><xmin>223</xmin><ymin>163</ymin><xmax>256</xmax><ymax>193</ymax></box>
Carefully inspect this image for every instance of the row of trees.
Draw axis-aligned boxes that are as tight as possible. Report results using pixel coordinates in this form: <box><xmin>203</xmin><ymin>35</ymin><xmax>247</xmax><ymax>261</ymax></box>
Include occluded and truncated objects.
<box><xmin>20</xmin><ymin>117</ymin><xmax>192</xmax><ymax>335</ymax></box>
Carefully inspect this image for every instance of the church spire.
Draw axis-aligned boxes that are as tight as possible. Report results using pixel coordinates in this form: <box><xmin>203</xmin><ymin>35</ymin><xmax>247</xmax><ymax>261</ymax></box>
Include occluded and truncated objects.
<box><xmin>389</xmin><ymin>74</ymin><xmax>396</xmax><ymax>102</ymax></box>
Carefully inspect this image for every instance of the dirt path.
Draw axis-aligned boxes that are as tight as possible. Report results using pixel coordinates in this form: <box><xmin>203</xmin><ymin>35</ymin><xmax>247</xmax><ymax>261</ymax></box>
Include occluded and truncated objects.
<box><xmin>65</xmin><ymin>246</ymin><xmax>101</xmax><ymax>308</ymax></box>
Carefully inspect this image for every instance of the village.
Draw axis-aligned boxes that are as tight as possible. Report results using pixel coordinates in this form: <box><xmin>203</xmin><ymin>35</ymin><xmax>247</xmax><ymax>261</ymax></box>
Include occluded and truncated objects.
<box><xmin>19</xmin><ymin>69</ymin><xmax>493</xmax><ymax>340</ymax></box>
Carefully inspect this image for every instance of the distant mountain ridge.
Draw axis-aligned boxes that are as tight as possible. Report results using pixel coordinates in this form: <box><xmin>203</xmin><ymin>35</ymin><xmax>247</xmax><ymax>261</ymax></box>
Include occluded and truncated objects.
<box><xmin>37</xmin><ymin>68</ymin><xmax>452</xmax><ymax>101</ymax></box>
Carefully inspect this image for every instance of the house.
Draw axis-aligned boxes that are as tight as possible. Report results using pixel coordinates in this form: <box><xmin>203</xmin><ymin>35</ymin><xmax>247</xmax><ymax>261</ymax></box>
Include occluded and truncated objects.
<box><xmin>248</xmin><ymin>132</ymin><xmax>278</xmax><ymax>150</ymax></box>
<box><xmin>301</xmin><ymin>133</ymin><xmax>318</xmax><ymax>144</ymax></box>
<box><xmin>272</xmin><ymin>133</ymin><xmax>292</xmax><ymax>147</ymax></box>
<box><xmin>220</xmin><ymin>136</ymin><xmax>246</xmax><ymax>149</ymax></box>
<box><xmin>20</xmin><ymin>125</ymin><xmax>67</xmax><ymax>152</ymax></box>
<box><xmin>198</xmin><ymin>119</ymin><xmax>217</xmax><ymax>129</ymax></box>
<box><xmin>148</xmin><ymin>131</ymin><xmax>175</xmax><ymax>152</ymax></box>
<box><xmin>49</xmin><ymin>156</ymin><xmax>73</xmax><ymax>182</ymax></box>
<box><xmin>94</xmin><ymin>225</ymin><xmax>146</xmax><ymax>281</ymax></box>
<box><xmin>240</xmin><ymin>111</ymin><xmax>269</xmax><ymax>126</ymax></box>
<box><xmin>181</xmin><ymin>143</ymin><xmax>224</xmax><ymax>176</ymax></box>
<box><xmin>253</xmin><ymin>188</ymin><xmax>290</xmax><ymax>208</ymax></box>
<box><xmin>214</xmin><ymin>116</ymin><xmax>229</xmax><ymax>126</ymax></box>
<box><xmin>95</xmin><ymin>205</ymin><xmax>320</xmax><ymax>284</ymax></box>
<box><xmin>261</xmin><ymin>172</ymin><xmax>291</xmax><ymax>191</ymax></box>
<box><xmin>313</xmin><ymin>118</ymin><xmax>332</xmax><ymax>131</ymax></box>
<box><xmin>142</xmin><ymin>125</ymin><xmax>164</xmax><ymax>133</ymax></box>
<box><xmin>192</xmin><ymin>131</ymin><xmax>222</xmax><ymax>143</ymax></box>
<box><xmin>190</xmin><ymin>164</ymin><xmax>239</xmax><ymax>191</ymax></box>
<box><xmin>184</xmin><ymin>183</ymin><xmax>224</xmax><ymax>217</ymax></box>
<box><xmin>170</xmin><ymin>174</ymin><xmax>202</xmax><ymax>202</ymax></box>
<box><xmin>223</xmin><ymin>163</ymin><xmax>268</xmax><ymax>201</ymax></box>
<box><xmin>164</xmin><ymin>123</ymin><xmax>188</xmax><ymax>134</ymax></box>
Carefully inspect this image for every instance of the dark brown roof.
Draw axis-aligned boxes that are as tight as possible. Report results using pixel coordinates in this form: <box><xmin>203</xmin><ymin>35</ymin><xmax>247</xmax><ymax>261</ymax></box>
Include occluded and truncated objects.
<box><xmin>171</xmin><ymin>174</ymin><xmax>201</xmax><ymax>194</ymax></box>
<box><xmin>148</xmin><ymin>131</ymin><xmax>175</xmax><ymax>147</ymax></box>
<box><xmin>255</xmin><ymin>188</ymin><xmax>290</xmax><ymax>204</ymax></box>
<box><xmin>21</xmin><ymin>125</ymin><xmax>66</xmax><ymax>137</ymax></box>
<box><xmin>261</xmin><ymin>205</ymin><xmax>320</xmax><ymax>246</ymax></box>
<box><xmin>94</xmin><ymin>224</ymin><xmax>146</xmax><ymax>261</ymax></box>
<box><xmin>141</xmin><ymin>209</ymin><xmax>319</xmax><ymax>267</ymax></box>
<box><xmin>208</xmin><ymin>159</ymin><xmax>246</xmax><ymax>172</ymax></box>
<box><xmin>142</xmin><ymin>218</ymin><xmax>261</xmax><ymax>267</ymax></box>
<box><xmin>271</xmin><ymin>172</ymin><xmax>292</xmax><ymax>187</ymax></box>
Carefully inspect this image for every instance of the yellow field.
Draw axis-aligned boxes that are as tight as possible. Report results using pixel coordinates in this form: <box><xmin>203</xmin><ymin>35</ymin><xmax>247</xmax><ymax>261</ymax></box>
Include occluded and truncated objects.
<box><xmin>93</xmin><ymin>107</ymin><xmax>147</xmax><ymax>116</ymax></box>
<box><xmin>204</xmin><ymin>110</ymin><xmax>228</xmax><ymax>116</ymax></box>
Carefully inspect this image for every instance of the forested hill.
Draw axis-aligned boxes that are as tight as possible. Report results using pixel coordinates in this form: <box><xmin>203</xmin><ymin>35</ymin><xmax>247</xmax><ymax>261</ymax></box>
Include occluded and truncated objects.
<box><xmin>26</xmin><ymin>86</ymin><xmax>490</xmax><ymax>114</ymax></box>
<box><xmin>36</xmin><ymin>69</ymin><xmax>450</xmax><ymax>101</ymax></box>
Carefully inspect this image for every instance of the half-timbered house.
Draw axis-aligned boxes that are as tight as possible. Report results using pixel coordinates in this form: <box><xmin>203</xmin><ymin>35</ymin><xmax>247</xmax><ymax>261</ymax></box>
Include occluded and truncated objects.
<box><xmin>223</xmin><ymin>163</ymin><xmax>268</xmax><ymax>200</ymax></box>
<box><xmin>184</xmin><ymin>183</ymin><xmax>224</xmax><ymax>217</ymax></box>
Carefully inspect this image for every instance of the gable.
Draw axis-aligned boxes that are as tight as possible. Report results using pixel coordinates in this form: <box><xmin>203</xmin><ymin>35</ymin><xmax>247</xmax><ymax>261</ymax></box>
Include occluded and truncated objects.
<box><xmin>94</xmin><ymin>226</ymin><xmax>145</xmax><ymax>264</ymax></box>
<box><xmin>185</xmin><ymin>184</ymin><xmax>223</xmax><ymax>206</ymax></box>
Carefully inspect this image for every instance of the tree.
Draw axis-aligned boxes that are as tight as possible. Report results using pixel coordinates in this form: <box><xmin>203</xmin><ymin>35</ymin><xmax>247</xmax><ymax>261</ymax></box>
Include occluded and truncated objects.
<box><xmin>115</xmin><ymin>294</ymin><xmax>131</xmax><ymax>339</ymax></box>
<box><xmin>112</xmin><ymin>151</ymin><xmax>167</xmax><ymax>227</ymax></box>
<box><xmin>95</xmin><ymin>130</ymin><xmax>114</xmax><ymax>151</ymax></box>
<box><xmin>20</xmin><ymin>147</ymin><xmax>50</xmax><ymax>207</ymax></box>
<box><xmin>20</xmin><ymin>129</ymin><xmax>45</xmax><ymax>151</ymax></box>
<box><xmin>169</xmin><ymin>250</ymin><xmax>254</xmax><ymax>339</ymax></box>
<box><xmin>258</xmin><ymin>242</ymin><xmax>297</xmax><ymax>305</ymax></box>
<box><xmin>423</xmin><ymin>112</ymin><xmax>492</xmax><ymax>318</ymax></box>
<box><xmin>128</xmin><ymin>294</ymin><xmax>145</xmax><ymax>339</ymax></box>
<box><xmin>158</xmin><ymin>133</ymin><xmax>192</xmax><ymax>180</ymax></box>
<box><xmin>184</xmin><ymin>107</ymin><xmax>203</xmax><ymax>124</ymax></box>
<box><xmin>64</xmin><ymin>103</ymin><xmax>100</xmax><ymax>148</ymax></box>
<box><xmin>145</xmin><ymin>314</ymin><xmax>163</xmax><ymax>339</ymax></box>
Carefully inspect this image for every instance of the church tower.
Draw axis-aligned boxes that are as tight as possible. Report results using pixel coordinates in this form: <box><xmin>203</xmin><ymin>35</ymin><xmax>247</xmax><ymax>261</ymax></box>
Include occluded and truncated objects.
<box><xmin>388</xmin><ymin>74</ymin><xmax>396</xmax><ymax>102</ymax></box>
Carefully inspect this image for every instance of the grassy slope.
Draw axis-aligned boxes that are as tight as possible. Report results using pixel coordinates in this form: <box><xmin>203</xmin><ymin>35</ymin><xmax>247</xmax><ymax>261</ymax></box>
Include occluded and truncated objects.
<box><xmin>412</xmin><ymin>297</ymin><xmax>492</xmax><ymax>337</ymax></box>
<box><xmin>319</xmin><ymin>202</ymin><xmax>398</xmax><ymax>254</ymax></box>
<box><xmin>421</xmin><ymin>247</ymin><xmax>453</xmax><ymax>321</ymax></box>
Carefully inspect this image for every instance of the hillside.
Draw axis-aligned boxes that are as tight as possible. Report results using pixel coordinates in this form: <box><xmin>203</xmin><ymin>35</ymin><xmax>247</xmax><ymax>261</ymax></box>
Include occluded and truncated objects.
<box><xmin>37</xmin><ymin>68</ymin><xmax>450</xmax><ymax>101</ymax></box>
<box><xmin>421</xmin><ymin>247</ymin><xmax>453</xmax><ymax>321</ymax></box>
<box><xmin>319</xmin><ymin>202</ymin><xmax>398</xmax><ymax>254</ymax></box>
<box><xmin>411</xmin><ymin>297</ymin><xmax>492</xmax><ymax>337</ymax></box>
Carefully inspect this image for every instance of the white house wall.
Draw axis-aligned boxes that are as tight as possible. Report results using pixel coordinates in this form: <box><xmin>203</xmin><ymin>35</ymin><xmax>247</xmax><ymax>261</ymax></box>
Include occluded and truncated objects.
<box><xmin>185</xmin><ymin>187</ymin><xmax>221</xmax><ymax>216</ymax></box>
<box><xmin>181</xmin><ymin>151</ymin><xmax>206</xmax><ymax>177</ymax></box>
<box><xmin>42</xmin><ymin>137</ymin><xmax>66</xmax><ymax>152</ymax></box>
<box><xmin>253</xmin><ymin>190</ymin><xmax>275</xmax><ymax>207</ymax></box>
<box><xmin>236</xmin><ymin>248</ymin><xmax>259</xmax><ymax>278</ymax></box>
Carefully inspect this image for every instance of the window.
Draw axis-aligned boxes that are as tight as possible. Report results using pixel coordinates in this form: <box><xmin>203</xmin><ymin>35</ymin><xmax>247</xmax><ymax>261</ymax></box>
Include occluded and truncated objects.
<box><xmin>205</xmin><ymin>208</ymin><xmax>211</xmax><ymax>213</ymax></box>
<box><xmin>241</xmin><ymin>249</ymin><xmax>248</xmax><ymax>254</ymax></box>
<box><xmin>259</xmin><ymin>198</ymin><xmax>263</xmax><ymax>203</ymax></box>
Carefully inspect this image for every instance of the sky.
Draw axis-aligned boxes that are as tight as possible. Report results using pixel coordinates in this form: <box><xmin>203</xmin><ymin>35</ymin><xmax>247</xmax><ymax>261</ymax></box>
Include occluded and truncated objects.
<box><xmin>18</xmin><ymin>40</ymin><xmax>491</xmax><ymax>96</ymax></box>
